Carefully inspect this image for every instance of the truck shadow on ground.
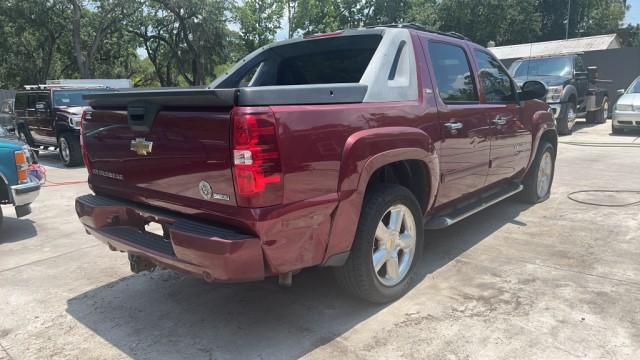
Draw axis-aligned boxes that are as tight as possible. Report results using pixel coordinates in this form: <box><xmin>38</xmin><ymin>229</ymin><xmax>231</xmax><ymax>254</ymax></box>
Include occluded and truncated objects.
<box><xmin>65</xmin><ymin>199</ymin><xmax>531</xmax><ymax>359</ymax></box>
<box><xmin>0</xmin><ymin>215</ymin><xmax>37</xmax><ymax>244</ymax></box>
<box><xmin>35</xmin><ymin>150</ymin><xmax>84</xmax><ymax>170</ymax></box>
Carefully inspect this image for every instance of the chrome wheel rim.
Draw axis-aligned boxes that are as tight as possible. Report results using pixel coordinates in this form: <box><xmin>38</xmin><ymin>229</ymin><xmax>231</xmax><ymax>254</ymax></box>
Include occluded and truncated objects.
<box><xmin>537</xmin><ymin>152</ymin><xmax>553</xmax><ymax>198</ymax></box>
<box><xmin>603</xmin><ymin>101</ymin><xmax>609</xmax><ymax>119</ymax></box>
<box><xmin>372</xmin><ymin>204</ymin><xmax>416</xmax><ymax>287</ymax></box>
<box><xmin>567</xmin><ymin>106</ymin><xmax>576</xmax><ymax>128</ymax></box>
<box><xmin>60</xmin><ymin>138</ymin><xmax>70</xmax><ymax>162</ymax></box>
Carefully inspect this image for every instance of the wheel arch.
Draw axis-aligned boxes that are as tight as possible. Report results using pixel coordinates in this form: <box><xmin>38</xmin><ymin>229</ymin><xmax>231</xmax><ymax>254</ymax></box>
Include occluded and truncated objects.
<box><xmin>323</xmin><ymin>127</ymin><xmax>439</xmax><ymax>265</ymax></box>
<box><xmin>524</xmin><ymin>111</ymin><xmax>557</xmax><ymax>176</ymax></box>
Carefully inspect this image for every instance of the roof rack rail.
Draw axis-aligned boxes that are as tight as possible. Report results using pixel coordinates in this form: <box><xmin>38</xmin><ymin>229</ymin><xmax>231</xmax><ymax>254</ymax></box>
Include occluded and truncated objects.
<box><xmin>22</xmin><ymin>84</ymin><xmax>109</xmax><ymax>90</ymax></box>
<box><xmin>367</xmin><ymin>23</ymin><xmax>470</xmax><ymax>41</ymax></box>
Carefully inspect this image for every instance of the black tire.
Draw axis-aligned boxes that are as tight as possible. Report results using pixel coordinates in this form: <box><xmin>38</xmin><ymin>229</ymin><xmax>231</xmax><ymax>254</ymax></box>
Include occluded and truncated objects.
<box><xmin>556</xmin><ymin>102</ymin><xmax>575</xmax><ymax>135</ymax></box>
<box><xmin>519</xmin><ymin>141</ymin><xmax>556</xmax><ymax>204</ymax></box>
<box><xmin>17</xmin><ymin>127</ymin><xmax>35</xmax><ymax>147</ymax></box>
<box><xmin>612</xmin><ymin>122</ymin><xmax>624</xmax><ymax>134</ymax></box>
<box><xmin>586</xmin><ymin>97</ymin><xmax>608</xmax><ymax>124</ymax></box>
<box><xmin>0</xmin><ymin>206</ymin><xmax>3</xmax><ymax>230</ymax></box>
<box><xmin>334</xmin><ymin>185</ymin><xmax>424</xmax><ymax>303</ymax></box>
<box><xmin>58</xmin><ymin>133</ymin><xmax>83</xmax><ymax>167</ymax></box>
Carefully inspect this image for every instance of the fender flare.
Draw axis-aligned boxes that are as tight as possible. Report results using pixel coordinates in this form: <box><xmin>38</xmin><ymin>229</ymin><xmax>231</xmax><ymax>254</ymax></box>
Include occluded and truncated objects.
<box><xmin>525</xmin><ymin>110</ymin><xmax>557</xmax><ymax>175</ymax></box>
<box><xmin>561</xmin><ymin>85</ymin><xmax>578</xmax><ymax>104</ymax></box>
<box><xmin>322</xmin><ymin>127</ymin><xmax>439</xmax><ymax>264</ymax></box>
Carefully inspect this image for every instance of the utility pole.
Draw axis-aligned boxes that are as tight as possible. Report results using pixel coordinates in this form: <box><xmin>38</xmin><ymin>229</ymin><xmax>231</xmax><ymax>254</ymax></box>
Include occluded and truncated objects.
<box><xmin>565</xmin><ymin>0</ymin><xmax>571</xmax><ymax>40</ymax></box>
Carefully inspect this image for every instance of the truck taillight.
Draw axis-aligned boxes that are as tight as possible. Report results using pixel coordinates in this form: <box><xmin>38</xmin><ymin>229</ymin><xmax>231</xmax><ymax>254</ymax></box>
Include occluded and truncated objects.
<box><xmin>15</xmin><ymin>150</ymin><xmax>28</xmax><ymax>183</ymax></box>
<box><xmin>231</xmin><ymin>107</ymin><xmax>282</xmax><ymax>207</ymax></box>
<box><xmin>80</xmin><ymin>110</ymin><xmax>92</xmax><ymax>175</ymax></box>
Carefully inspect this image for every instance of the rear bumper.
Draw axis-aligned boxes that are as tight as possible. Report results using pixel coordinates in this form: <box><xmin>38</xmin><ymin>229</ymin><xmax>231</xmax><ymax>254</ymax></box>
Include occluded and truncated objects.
<box><xmin>11</xmin><ymin>179</ymin><xmax>41</xmax><ymax>206</ymax></box>
<box><xmin>75</xmin><ymin>194</ymin><xmax>265</xmax><ymax>282</ymax></box>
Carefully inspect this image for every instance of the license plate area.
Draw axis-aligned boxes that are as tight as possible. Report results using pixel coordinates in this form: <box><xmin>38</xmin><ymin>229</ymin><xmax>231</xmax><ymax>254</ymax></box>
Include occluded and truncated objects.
<box><xmin>145</xmin><ymin>221</ymin><xmax>169</xmax><ymax>240</ymax></box>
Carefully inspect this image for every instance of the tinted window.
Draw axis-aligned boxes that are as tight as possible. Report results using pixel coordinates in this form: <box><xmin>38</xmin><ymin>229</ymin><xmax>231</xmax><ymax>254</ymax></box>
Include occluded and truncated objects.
<box><xmin>276</xmin><ymin>48</ymin><xmax>376</xmax><ymax>85</ymax></box>
<box><xmin>27</xmin><ymin>94</ymin><xmax>38</xmax><ymax>109</ymax></box>
<box><xmin>15</xmin><ymin>93</ymin><xmax>26</xmax><ymax>110</ymax></box>
<box><xmin>53</xmin><ymin>89</ymin><xmax>104</xmax><ymax>107</ymax></box>
<box><xmin>574</xmin><ymin>56</ymin><xmax>585</xmax><ymax>72</ymax></box>
<box><xmin>474</xmin><ymin>50</ymin><xmax>515</xmax><ymax>103</ymax></box>
<box><xmin>428</xmin><ymin>42</ymin><xmax>478</xmax><ymax>103</ymax></box>
<box><xmin>629</xmin><ymin>78</ymin><xmax>640</xmax><ymax>94</ymax></box>
<box><xmin>510</xmin><ymin>56</ymin><xmax>572</xmax><ymax>78</ymax></box>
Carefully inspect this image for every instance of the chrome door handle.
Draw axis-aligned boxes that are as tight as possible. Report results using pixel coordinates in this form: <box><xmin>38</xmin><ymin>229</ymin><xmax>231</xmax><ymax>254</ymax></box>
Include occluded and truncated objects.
<box><xmin>492</xmin><ymin>116</ymin><xmax>507</xmax><ymax>125</ymax></box>
<box><xmin>444</xmin><ymin>122</ymin><xmax>463</xmax><ymax>130</ymax></box>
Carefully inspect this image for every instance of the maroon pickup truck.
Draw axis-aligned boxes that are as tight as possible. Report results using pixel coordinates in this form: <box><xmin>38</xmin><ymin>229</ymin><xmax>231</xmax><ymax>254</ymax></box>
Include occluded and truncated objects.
<box><xmin>75</xmin><ymin>25</ymin><xmax>556</xmax><ymax>303</ymax></box>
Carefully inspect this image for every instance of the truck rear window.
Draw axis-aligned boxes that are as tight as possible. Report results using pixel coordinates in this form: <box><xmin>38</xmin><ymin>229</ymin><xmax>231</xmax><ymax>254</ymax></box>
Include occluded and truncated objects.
<box><xmin>226</xmin><ymin>34</ymin><xmax>382</xmax><ymax>88</ymax></box>
<box><xmin>276</xmin><ymin>48</ymin><xmax>377</xmax><ymax>85</ymax></box>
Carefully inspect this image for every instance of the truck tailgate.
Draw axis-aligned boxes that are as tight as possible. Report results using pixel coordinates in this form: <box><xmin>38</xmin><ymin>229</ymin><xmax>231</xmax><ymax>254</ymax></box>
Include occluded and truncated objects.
<box><xmin>83</xmin><ymin>89</ymin><xmax>238</xmax><ymax>208</ymax></box>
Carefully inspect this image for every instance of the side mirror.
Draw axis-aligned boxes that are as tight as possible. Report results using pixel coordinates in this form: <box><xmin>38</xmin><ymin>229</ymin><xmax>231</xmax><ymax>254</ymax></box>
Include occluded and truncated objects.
<box><xmin>35</xmin><ymin>101</ymin><xmax>49</xmax><ymax>112</ymax></box>
<box><xmin>616</xmin><ymin>89</ymin><xmax>625</xmax><ymax>96</ymax></box>
<box><xmin>519</xmin><ymin>80</ymin><xmax>547</xmax><ymax>101</ymax></box>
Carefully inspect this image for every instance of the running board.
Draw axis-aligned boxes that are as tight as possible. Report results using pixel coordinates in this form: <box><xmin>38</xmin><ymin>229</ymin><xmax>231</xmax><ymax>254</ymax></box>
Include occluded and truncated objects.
<box><xmin>424</xmin><ymin>183</ymin><xmax>523</xmax><ymax>230</ymax></box>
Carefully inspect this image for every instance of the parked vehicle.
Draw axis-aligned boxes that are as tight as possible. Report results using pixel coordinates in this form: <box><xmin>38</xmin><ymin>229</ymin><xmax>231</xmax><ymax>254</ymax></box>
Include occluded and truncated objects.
<box><xmin>612</xmin><ymin>75</ymin><xmax>640</xmax><ymax>134</ymax></box>
<box><xmin>75</xmin><ymin>25</ymin><xmax>556</xmax><ymax>302</ymax></box>
<box><xmin>0</xmin><ymin>125</ymin><xmax>40</xmax><ymax>228</ymax></box>
<box><xmin>0</xmin><ymin>99</ymin><xmax>15</xmax><ymax>131</ymax></box>
<box><xmin>509</xmin><ymin>53</ymin><xmax>609</xmax><ymax>135</ymax></box>
<box><xmin>13</xmin><ymin>84</ymin><xmax>115</xmax><ymax>167</ymax></box>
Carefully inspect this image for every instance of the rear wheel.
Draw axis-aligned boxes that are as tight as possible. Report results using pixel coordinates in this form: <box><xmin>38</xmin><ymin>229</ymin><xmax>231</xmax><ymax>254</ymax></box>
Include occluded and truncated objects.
<box><xmin>58</xmin><ymin>133</ymin><xmax>82</xmax><ymax>167</ymax></box>
<box><xmin>520</xmin><ymin>141</ymin><xmax>556</xmax><ymax>204</ymax></box>
<box><xmin>0</xmin><ymin>206</ymin><xmax>3</xmax><ymax>229</ymax></box>
<box><xmin>557</xmin><ymin>102</ymin><xmax>576</xmax><ymax>135</ymax></box>
<box><xmin>586</xmin><ymin>97</ymin><xmax>608</xmax><ymax>124</ymax></box>
<box><xmin>335</xmin><ymin>185</ymin><xmax>424</xmax><ymax>303</ymax></box>
<box><xmin>17</xmin><ymin>127</ymin><xmax>34</xmax><ymax>147</ymax></box>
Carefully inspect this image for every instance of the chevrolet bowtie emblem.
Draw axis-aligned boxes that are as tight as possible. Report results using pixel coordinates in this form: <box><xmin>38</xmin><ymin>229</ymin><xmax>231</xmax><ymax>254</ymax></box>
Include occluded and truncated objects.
<box><xmin>130</xmin><ymin>138</ymin><xmax>153</xmax><ymax>156</ymax></box>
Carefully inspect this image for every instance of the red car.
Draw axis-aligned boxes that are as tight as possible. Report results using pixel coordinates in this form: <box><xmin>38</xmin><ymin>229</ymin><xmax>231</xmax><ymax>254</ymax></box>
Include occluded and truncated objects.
<box><xmin>75</xmin><ymin>24</ymin><xmax>556</xmax><ymax>303</ymax></box>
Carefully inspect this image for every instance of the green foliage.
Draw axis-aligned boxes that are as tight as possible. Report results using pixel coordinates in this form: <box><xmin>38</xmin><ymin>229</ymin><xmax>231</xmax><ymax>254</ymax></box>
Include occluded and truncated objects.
<box><xmin>234</xmin><ymin>0</ymin><xmax>285</xmax><ymax>54</ymax></box>
<box><xmin>0</xmin><ymin>0</ymin><xmax>636</xmax><ymax>89</ymax></box>
<box><xmin>437</xmin><ymin>0</ymin><xmax>542</xmax><ymax>46</ymax></box>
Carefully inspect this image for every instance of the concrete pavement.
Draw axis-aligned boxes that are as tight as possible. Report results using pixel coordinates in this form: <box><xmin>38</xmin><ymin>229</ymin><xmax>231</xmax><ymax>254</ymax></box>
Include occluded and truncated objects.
<box><xmin>1</xmin><ymin>120</ymin><xmax>639</xmax><ymax>360</ymax></box>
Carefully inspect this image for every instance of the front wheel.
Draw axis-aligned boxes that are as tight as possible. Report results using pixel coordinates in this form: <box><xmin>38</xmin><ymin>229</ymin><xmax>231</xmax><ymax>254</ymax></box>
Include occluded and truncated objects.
<box><xmin>612</xmin><ymin>121</ymin><xmax>624</xmax><ymax>134</ymax></box>
<box><xmin>0</xmin><ymin>206</ymin><xmax>3</xmax><ymax>229</ymax></box>
<box><xmin>58</xmin><ymin>133</ymin><xmax>83</xmax><ymax>167</ymax></box>
<box><xmin>520</xmin><ymin>141</ymin><xmax>556</xmax><ymax>204</ymax></box>
<box><xmin>335</xmin><ymin>185</ymin><xmax>424</xmax><ymax>303</ymax></box>
<box><xmin>557</xmin><ymin>102</ymin><xmax>576</xmax><ymax>135</ymax></box>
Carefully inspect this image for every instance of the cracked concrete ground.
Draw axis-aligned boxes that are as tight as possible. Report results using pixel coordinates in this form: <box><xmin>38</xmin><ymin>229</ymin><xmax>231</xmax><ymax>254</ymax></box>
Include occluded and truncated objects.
<box><xmin>1</xmin><ymin>120</ymin><xmax>639</xmax><ymax>360</ymax></box>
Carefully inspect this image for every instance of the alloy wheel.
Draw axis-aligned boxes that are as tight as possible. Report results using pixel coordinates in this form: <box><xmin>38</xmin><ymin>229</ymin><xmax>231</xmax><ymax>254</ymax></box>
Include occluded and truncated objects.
<box><xmin>537</xmin><ymin>151</ymin><xmax>553</xmax><ymax>198</ymax></box>
<box><xmin>372</xmin><ymin>204</ymin><xmax>417</xmax><ymax>287</ymax></box>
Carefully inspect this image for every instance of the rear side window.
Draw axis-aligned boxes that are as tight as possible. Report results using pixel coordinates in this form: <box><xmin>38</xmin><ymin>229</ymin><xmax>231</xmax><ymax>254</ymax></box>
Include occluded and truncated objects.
<box><xmin>27</xmin><ymin>94</ymin><xmax>38</xmax><ymax>109</ymax></box>
<box><xmin>15</xmin><ymin>93</ymin><xmax>27</xmax><ymax>110</ymax></box>
<box><xmin>473</xmin><ymin>50</ymin><xmax>516</xmax><ymax>103</ymax></box>
<box><xmin>428</xmin><ymin>42</ymin><xmax>478</xmax><ymax>103</ymax></box>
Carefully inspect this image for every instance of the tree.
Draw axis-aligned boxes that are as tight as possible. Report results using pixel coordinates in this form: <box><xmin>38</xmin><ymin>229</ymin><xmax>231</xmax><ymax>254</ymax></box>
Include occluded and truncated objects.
<box><xmin>0</xmin><ymin>0</ymin><xmax>70</xmax><ymax>88</ymax></box>
<box><xmin>69</xmin><ymin>0</ymin><xmax>142</xmax><ymax>78</ymax></box>
<box><xmin>234</xmin><ymin>0</ymin><xmax>285</xmax><ymax>54</ymax></box>
<box><xmin>437</xmin><ymin>0</ymin><xmax>541</xmax><ymax>47</ymax></box>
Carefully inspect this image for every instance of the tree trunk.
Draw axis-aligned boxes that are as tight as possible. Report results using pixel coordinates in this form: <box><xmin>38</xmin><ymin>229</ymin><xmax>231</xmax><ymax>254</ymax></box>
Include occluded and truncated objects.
<box><xmin>70</xmin><ymin>0</ymin><xmax>92</xmax><ymax>78</ymax></box>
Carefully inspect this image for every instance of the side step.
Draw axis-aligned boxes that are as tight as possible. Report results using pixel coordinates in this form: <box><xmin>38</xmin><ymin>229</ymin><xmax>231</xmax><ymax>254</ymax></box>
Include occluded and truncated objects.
<box><xmin>424</xmin><ymin>183</ymin><xmax>523</xmax><ymax>230</ymax></box>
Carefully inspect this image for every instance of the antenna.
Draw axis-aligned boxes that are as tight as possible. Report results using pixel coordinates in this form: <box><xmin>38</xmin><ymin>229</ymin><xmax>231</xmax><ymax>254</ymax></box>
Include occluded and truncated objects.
<box><xmin>526</xmin><ymin>41</ymin><xmax>533</xmax><ymax>82</ymax></box>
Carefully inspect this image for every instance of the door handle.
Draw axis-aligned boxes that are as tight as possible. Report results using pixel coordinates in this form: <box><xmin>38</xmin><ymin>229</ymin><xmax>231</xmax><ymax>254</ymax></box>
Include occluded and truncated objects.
<box><xmin>444</xmin><ymin>121</ymin><xmax>463</xmax><ymax>130</ymax></box>
<box><xmin>492</xmin><ymin>116</ymin><xmax>508</xmax><ymax>125</ymax></box>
